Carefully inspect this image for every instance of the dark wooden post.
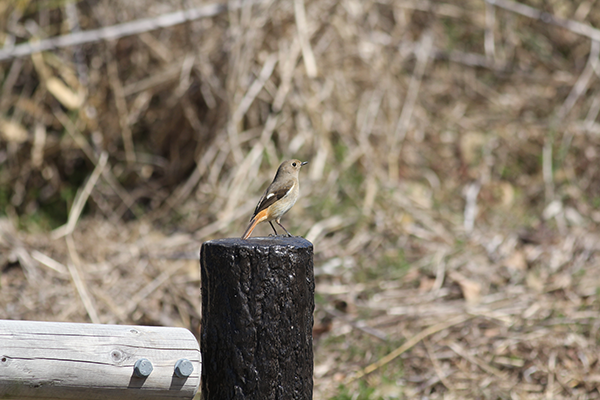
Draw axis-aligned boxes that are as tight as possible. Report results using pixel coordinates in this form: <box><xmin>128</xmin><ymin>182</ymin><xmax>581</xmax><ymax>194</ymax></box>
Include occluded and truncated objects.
<box><xmin>200</xmin><ymin>237</ymin><xmax>314</xmax><ymax>400</ymax></box>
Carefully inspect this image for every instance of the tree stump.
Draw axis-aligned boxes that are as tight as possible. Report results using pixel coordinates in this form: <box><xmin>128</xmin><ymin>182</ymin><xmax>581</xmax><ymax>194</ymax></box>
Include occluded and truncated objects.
<box><xmin>200</xmin><ymin>237</ymin><xmax>314</xmax><ymax>400</ymax></box>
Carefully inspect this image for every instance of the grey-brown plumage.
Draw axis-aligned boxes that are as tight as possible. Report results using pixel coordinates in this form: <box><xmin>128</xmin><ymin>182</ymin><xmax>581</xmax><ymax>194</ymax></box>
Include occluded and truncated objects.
<box><xmin>242</xmin><ymin>159</ymin><xmax>308</xmax><ymax>239</ymax></box>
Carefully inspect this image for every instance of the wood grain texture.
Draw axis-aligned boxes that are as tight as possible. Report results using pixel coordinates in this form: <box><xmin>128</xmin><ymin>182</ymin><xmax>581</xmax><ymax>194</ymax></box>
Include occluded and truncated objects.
<box><xmin>0</xmin><ymin>320</ymin><xmax>200</xmax><ymax>399</ymax></box>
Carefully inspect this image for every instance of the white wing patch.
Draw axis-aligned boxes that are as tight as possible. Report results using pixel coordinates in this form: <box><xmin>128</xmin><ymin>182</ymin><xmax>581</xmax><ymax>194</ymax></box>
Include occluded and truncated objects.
<box><xmin>266</xmin><ymin>193</ymin><xmax>275</xmax><ymax>199</ymax></box>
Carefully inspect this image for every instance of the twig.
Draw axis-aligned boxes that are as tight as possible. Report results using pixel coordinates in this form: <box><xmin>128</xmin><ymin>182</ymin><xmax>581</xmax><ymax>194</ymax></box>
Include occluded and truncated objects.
<box><xmin>305</xmin><ymin>215</ymin><xmax>349</xmax><ymax>243</ymax></box>
<box><xmin>545</xmin><ymin>350</ymin><xmax>558</xmax><ymax>398</ymax></box>
<box><xmin>64</xmin><ymin>0</ymin><xmax>89</xmax><ymax>86</ymax></box>
<box><xmin>0</xmin><ymin>220</ymin><xmax>38</xmax><ymax>281</ymax></box>
<box><xmin>122</xmin><ymin>63</ymin><xmax>181</xmax><ymax>96</ymax></box>
<box><xmin>432</xmin><ymin>250</ymin><xmax>447</xmax><ymax>293</ymax></box>
<box><xmin>543</xmin><ymin>137</ymin><xmax>554</xmax><ymax>202</ymax></box>
<box><xmin>584</xmin><ymin>96</ymin><xmax>600</xmax><ymax>132</ymax></box>
<box><xmin>0</xmin><ymin>59</ymin><xmax>23</xmax><ymax>111</ymax></box>
<box><xmin>11</xmin><ymin>247</ymin><xmax>39</xmax><ymax>282</ymax></box>
<box><xmin>224</xmin><ymin>52</ymin><xmax>288</xmax><ymax>222</ymax></box>
<box><xmin>487</xmin><ymin>0</ymin><xmax>600</xmax><ymax>42</ymax></box>
<box><xmin>52</xmin><ymin>107</ymin><xmax>96</xmax><ymax>162</ymax></box>
<box><xmin>53</xmin><ymin>108</ymin><xmax>140</xmax><ymax>219</ymax></box>
<box><xmin>226</xmin><ymin>52</ymin><xmax>278</xmax><ymax>167</ymax></box>
<box><xmin>346</xmin><ymin>313</ymin><xmax>473</xmax><ymax>383</ymax></box>
<box><xmin>152</xmin><ymin>134</ymin><xmax>225</xmax><ymax>220</ymax></box>
<box><xmin>31</xmin><ymin>250</ymin><xmax>68</xmax><ymax>275</ymax></box>
<box><xmin>231</xmin><ymin>53</ymin><xmax>278</xmax><ymax>124</ymax></box>
<box><xmin>31</xmin><ymin>123</ymin><xmax>46</xmax><ymax>169</ymax></box>
<box><xmin>193</xmin><ymin>198</ymin><xmax>255</xmax><ymax>240</ymax></box>
<box><xmin>325</xmin><ymin>308</ymin><xmax>388</xmax><ymax>342</ymax></box>
<box><xmin>362</xmin><ymin>177</ymin><xmax>378</xmax><ymax>217</ymax></box>
<box><xmin>221</xmin><ymin>129</ymin><xmax>270</xmax><ymax>224</ymax></box>
<box><xmin>272</xmin><ymin>37</ymin><xmax>302</xmax><ymax>112</ymax></box>
<box><xmin>485</xmin><ymin>1</ymin><xmax>496</xmax><ymax>65</ymax></box>
<box><xmin>174</xmin><ymin>54</ymin><xmax>196</xmax><ymax>101</ymax></box>
<box><xmin>388</xmin><ymin>30</ymin><xmax>432</xmax><ymax>181</ymax></box>
<box><xmin>463</xmin><ymin>181</ymin><xmax>481</xmax><ymax>234</ymax></box>
<box><xmin>124</xmin><ymin>262</ymin><xmax>187</xmax><ymax>316</ymax></box>
<box><xmin>557</xmin><ymin>40</ymin><xmax>600</xmax><ymax>121</ymax></box>
<box><xmin>107</xmin><ymin>56</ymin><xmax>136</xmax><ymax>164</ymax></box>
<box><xmin>432</xmin><ymin>47</ymin><xmax>496</xmax><ymax>69</ymax></box>
<box><xmin>138</xmin><ymin>32</ymin><xmax>173</xmax><ymax>63</ymax></box>
<box><xmin>52</xmin><ymin>152</ymin><xmax>109</xmax><ymax>239</ymax></box>
<box><xmin>397</xmin><ymin>0</ymin><xmax>464</xmax><ymax>19</ymax></box>
<box><xmin>345</xmin><ymin>90</ymin><xmax>383</xmax><ymax>170</ymax></box>
<box><xmin>0</xmin><ymin>2</ymin><xmax>233</xmax><ymax>61</ymax></box>
<box><xmin>66</xmin><ymin>235</ymin><xmax>100</xmax><ymax>324</ymax></box>
<box><xmin>423</xmin><ymin>338</ymin><xmax>454</xmax><ymax>391</ymax></box>
<box><xmin>448</xmin><ymin>341</ymin><xmax>506</xmax><ymax>378</ymax></box>
<box><xmin>294</xmin><ymin>0</ymin><xmax>318</xmax><ymax>77</ymax></box>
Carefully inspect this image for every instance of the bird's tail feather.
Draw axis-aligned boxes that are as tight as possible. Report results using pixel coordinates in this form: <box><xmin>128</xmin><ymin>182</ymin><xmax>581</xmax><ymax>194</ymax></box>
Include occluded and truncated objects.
<box><xmin>241</xmin><ymin>217</ymin><xmax>260</xmax><ymax>239</ymax></box>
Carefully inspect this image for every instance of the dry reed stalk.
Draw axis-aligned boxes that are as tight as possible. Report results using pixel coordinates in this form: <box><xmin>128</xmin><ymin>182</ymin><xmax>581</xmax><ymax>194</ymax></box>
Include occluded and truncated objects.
<box><xmin>0</xmin><ymin>2</ymin><xmax>233</xmax><ymax>61</ymax></box>
<box><xmin>31</xmin><ymin>250</ymin><xmax>68</xmax><ymax>275</ymax></box>
<box><xmin>347</xmin><ymin>314</ymin><xmax>475</xmax><ymax>383</ymax></box>
<box><xmin>107</xmin><ymin>56</ymin><xmax>136</xmax><ymax>164</ymax></box>
<box><xmin>53</xmin><ymin>152</ymin><xmax>109</xmax><ymax>239</ymax></box>
<box><xmin>488</xmin><ymin>0</ymin><xmax>600</xmax><ymax>41</ymax></box>
<box><xmin>66</xmin><ymin>235</ymin><xmax>100</xmax><ymax>324</ymax></box>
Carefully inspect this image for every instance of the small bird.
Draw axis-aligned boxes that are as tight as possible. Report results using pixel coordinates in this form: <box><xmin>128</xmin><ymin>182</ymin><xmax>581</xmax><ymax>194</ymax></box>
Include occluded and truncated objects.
<box><xmin>242</xmin><ymin>159</ymin><xmax>308</xmax><ymax>239</ymax></box>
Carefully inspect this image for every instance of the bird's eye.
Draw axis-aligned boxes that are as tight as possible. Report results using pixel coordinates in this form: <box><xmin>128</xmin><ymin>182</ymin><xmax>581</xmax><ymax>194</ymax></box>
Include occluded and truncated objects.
<box><xmin>292</xmin><ymin>162</ymin><xmax>297</xmax><ymax>167</ymax></box>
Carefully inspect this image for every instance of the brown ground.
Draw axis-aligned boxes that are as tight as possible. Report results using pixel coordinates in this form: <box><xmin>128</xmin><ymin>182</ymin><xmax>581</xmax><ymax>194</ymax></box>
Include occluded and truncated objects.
<box><xmin>2</xmin><ymin>0</ymin><xmax>600</xmax><ymax>398</ymax></box>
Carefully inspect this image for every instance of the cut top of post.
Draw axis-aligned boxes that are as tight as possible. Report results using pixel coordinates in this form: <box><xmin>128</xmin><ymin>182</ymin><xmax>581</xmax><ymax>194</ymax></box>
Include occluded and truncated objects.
<box><xmin>204</xmin><ymin>236</ymin><xmax>313</xmax><ymax>250</ymax></box>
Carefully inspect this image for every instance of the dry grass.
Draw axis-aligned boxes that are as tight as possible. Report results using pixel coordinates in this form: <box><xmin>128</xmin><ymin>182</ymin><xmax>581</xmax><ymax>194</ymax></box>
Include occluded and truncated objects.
<box><xmin>2</xmin><ymin>0</ymin><xmax>600</xmax><ymax>398</ymax></box>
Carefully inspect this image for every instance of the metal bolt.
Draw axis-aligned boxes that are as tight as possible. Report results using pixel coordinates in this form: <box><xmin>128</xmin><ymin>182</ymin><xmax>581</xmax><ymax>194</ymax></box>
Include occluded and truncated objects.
<box><xmin>133</xmin><ymin>358</ymin><xmax>153</xmax><ymax>378</ymax></box>
<box><xmin>174</xmin><ymin>358</ymin><xmax>193</xmax><ymax>378</ymax></box>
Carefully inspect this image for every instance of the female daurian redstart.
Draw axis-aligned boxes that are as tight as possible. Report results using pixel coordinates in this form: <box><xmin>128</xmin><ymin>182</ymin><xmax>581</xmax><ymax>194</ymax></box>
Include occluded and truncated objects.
<box><xmin>241</xmin><ymin>159</ymin><xmax>308</xmax><ymax>239</ymax></box>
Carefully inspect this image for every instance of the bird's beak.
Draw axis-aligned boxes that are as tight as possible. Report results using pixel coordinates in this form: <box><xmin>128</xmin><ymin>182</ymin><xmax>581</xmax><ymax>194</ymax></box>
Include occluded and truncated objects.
<box><xmin>301</xmin><ymin>161</ymin><xmax>308</xmax><ymax>166</ymax></box>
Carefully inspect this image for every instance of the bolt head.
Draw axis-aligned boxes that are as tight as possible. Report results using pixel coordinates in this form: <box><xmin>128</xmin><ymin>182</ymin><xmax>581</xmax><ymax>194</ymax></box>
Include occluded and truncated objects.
<box><xmin>133</xmin><ymin>358</ymin><xmax>153</xmax><ymax>378</ymax></box>
<box><xmin>174</xmin><ymin>358</ymin><xmax>194</xmax><ymax>378</ymax></box>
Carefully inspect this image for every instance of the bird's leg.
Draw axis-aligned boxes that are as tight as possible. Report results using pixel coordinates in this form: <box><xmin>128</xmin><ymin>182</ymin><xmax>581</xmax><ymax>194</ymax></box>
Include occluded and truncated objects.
<box><xmin>268</xmin><ymin>221</ymin><xmax>279</xmax><ymax>236</ymax></box>
<box><xmin>276</xmin><ymin>220</ymin><xmax>293</xmax><ymax>237</ymax></box>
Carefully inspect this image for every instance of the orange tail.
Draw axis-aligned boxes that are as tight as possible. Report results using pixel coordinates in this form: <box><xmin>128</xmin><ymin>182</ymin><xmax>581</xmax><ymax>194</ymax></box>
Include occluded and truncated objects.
<box><xmin>242</xmin><ymin>218</ymin><xmax>260</xmax><ymax>239</ymax></box>
<box><xmin>241</xmin><ymin>209</ymin><xmax>269</xmax><ymax>239</ymax></box>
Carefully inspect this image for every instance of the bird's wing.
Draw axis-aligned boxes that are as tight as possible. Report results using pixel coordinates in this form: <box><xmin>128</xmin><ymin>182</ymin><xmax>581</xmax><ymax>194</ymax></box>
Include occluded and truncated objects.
<box><xmin>252</xmin><ymin>181</ymin><xmax>294</xmax><ymax>217</ymax></box>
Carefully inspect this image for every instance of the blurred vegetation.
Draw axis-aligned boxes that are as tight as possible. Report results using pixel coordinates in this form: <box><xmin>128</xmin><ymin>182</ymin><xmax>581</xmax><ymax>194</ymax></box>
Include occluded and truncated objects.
<box><xmin>2</xmin><ymin>0</ymin><xmax>600</xmax><ymax>398</ymax></box>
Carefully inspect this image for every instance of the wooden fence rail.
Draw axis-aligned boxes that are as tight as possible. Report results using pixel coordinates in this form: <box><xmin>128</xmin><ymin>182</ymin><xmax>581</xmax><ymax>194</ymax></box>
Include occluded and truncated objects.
<box><xmin>0</xmin><ymin>319</ymin><xmax>200</xmax><ymax>399</ymax></box>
